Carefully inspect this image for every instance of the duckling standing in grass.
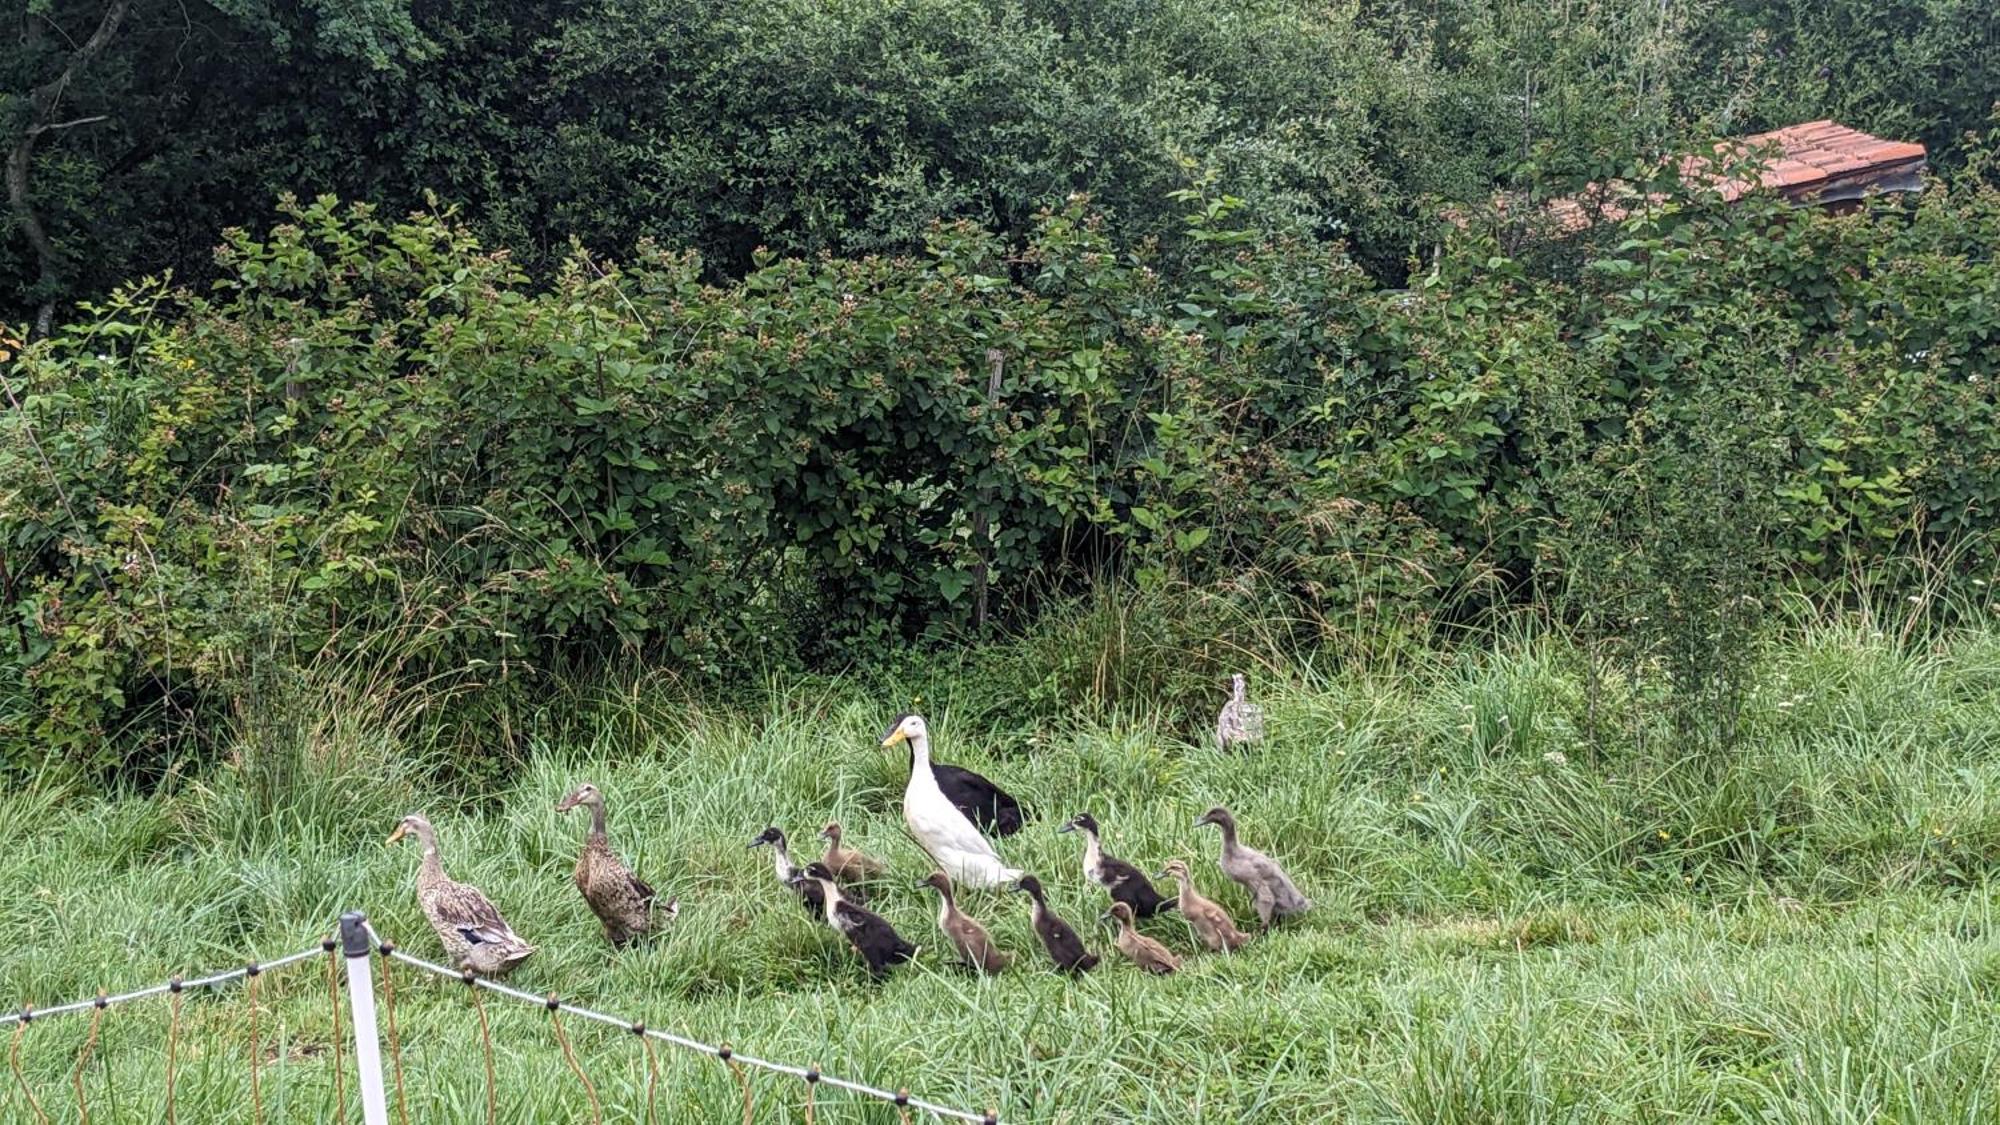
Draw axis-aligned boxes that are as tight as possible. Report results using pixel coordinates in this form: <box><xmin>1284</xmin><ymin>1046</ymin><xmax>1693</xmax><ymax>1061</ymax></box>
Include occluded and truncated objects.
<box><xmin>1103</xmin><ymin>902</ymin><xmax>1180</xmax><ymax>974</ymax></box>
<box><xmin>748</xmin><ymin>827</ymin><xmax>826</xmax><ymax>918</ymax></box>
<box><xmin>918</xmin><ymin>871</ymin><xmax>1010</xmax><ymax>974</ymax></box>
<box><xmin>387</xmin><ymin>814</ymin><xmax>536</xmax><ymax>977</ymax></box>
<box><xmin>556</xmin><ymin>783</ymin><xmax>673</xmax><ymax>947</ymax></box>
<box><xmin>1010</xmin><ymin>875</ymin><xmax>1098</xmax><ymax>974</ymax></box>
<box><xmin>1195</xmin><ymin>806</ymin><xmax>1311</xmax><ymax>929</ymax></box>
<box><xmin>1160</xmin><ymin>859</ymin><xmax>1252</xmax><ymax>952</ymax></box>
<box><xmin>800</xmin><ymin>862</ymin><xmax>918</xmax><ymax>977</ymax></box>
<box><xmin>1061</xmin><ymin>812</ymin><xmax>1174</xmax><ymax>918</ymax></box>
<box><xmin>819</xmin><ymin>821</ymin><xmax>888</xmax><ymax>883</ymax></box>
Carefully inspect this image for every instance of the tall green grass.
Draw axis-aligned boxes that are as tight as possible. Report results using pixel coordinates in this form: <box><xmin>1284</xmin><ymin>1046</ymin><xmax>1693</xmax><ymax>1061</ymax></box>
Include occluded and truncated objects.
<box><xmin>4</xmin><ymin>608</ymin><xmax>1999</xmax><ymax>1121</ymax></box>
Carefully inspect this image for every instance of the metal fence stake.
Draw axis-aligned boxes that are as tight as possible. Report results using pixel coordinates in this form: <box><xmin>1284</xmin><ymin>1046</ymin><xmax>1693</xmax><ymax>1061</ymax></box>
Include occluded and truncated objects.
<box><xmin>339</xmin><ymin>913</ymin><xmax>391</xmax><ymax>1125</ymax></box>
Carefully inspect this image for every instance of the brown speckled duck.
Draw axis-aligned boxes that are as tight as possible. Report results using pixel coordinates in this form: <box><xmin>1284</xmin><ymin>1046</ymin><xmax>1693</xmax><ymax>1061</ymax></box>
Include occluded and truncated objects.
<box><xmin>387</xmin><ymin>814</ymin><xmax>535</xmax><ymax>977</ymax></box>
<box><xmin>556</xmin><ymin>783</ymin><xmax>672</xmax><ymax>947</ymax></box>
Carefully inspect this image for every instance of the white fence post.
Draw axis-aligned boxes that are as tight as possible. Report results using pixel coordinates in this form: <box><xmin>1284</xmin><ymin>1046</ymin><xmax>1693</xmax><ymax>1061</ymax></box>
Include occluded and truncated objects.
<box><xmin>340</xmin><ymin>911</ymin><xmax>391</xmax><ymax>1125</ymax></box>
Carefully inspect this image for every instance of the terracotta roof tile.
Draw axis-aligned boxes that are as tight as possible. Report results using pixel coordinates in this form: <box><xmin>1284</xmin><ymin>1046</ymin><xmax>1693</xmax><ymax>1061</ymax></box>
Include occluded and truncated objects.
<box><xmin>1468</xmin><ymin>120</ymin><xmax>1927</xmax><ymax>235</ymax></box>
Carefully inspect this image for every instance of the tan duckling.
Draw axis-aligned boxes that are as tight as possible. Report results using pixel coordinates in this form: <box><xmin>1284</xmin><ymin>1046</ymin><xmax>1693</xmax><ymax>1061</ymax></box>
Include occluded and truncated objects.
<box><xmin>387</xmin><ymin>814</ymin><xmax>536</xmax><ymax>977</ymax></box>
<box><xmin>1104</xmin><ymin>901</ymin><xmax>1180</xmax><ymax>974</ymax></box>
<box><xmin>556</xmin><ymin>783</ymin><xmax>673</xmax><ymax>947</ymax></box>
<box><xmin>819</xmin><ymin>821</ymin><xmax>888</xmax><ymax>883</ymax></box>
<box><xmin>1160</xmin><ymin>859</ymin><xmax>1252</xmax><ymax>952</ymax></box>
<box><xmin>1195</xmin><ymin>805</ymin><xmax>1310</xmax><ymax>929</ymax></box>
<box><xmin>918</xmin><ymin>871</ymin><xmax>1010</xmax><ymax>974</ymax></box>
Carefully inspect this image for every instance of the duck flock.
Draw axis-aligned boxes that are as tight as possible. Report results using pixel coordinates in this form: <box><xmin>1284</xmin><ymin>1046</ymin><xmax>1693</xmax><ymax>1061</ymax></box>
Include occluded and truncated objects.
<box><xmin>386</xmin><ymin>680</ymin><xmax>1305</xmax><ymax>982</ymax></box>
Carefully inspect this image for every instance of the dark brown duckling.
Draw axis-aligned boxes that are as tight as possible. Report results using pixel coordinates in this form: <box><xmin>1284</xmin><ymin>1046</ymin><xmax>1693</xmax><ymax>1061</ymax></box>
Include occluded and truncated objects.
<box><xmin>1195</xmin><ymin>805</ymin><xmax>1310</xmax><ymax>929</ymax></box>
<box><xmin>819</xmin><ymin>821</ymin><xmax>888</xmax><ymax>883</ymax></box>
<box><xmin>747</xmin><ymin>827</ymin><xmax>825</xmax><ymax>918</ymax></box>
<box><xmin>1104</xmin><ymin>901</ymin><xmax>1180</xmax><ymax>974</ymax></box>
<box><xmin>1060</xmin><ymin>812</ymin><xmax>1174</xmax><ymax>918</ymax></box>
<box><xmin>800</xmin><ymin>862</ymin><xmax>917</xmax><ymax>977</ymax></box>
<box><xmin>1010</xmin><ymin>874</ymin><xmax>1097</xmax><ymax>974</ymax></box>
<box><xmin>918</xmin><ymin>871</ymin><xmax>1010</xmax><ymax>974</ymax></box>
<box><xmin>1160</xmin><ymin>859</ymin><xmax>1252</xmax><ymax>952</ymax></box>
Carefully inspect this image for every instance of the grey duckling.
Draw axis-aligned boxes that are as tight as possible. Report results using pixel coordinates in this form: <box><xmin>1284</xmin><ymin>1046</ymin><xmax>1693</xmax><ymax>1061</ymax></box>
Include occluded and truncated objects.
<box><xmin>748</xmin><ymin>827</ymin><xmax>826</xmax><ymax>918</ymax></box>
<box><xmin>1195</xmin><ymin>805</ymin><xmax>1310</xmax><ymax>929</ymax></box>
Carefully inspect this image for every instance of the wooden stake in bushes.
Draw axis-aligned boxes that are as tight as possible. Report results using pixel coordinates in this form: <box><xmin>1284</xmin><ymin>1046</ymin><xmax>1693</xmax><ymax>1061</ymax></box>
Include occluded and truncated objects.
<box><xmin>973</xmin><ymin>349</ymin><xmax>1004</xmax><ymax>634</ymax></box>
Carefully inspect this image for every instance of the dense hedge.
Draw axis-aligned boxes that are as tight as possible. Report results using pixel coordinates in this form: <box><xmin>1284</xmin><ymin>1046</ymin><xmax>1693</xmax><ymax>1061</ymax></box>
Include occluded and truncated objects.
<box><xmin>4</xmin><ymin>168</ymin><xmax>1998</xmax><ymax>768</ymax></box>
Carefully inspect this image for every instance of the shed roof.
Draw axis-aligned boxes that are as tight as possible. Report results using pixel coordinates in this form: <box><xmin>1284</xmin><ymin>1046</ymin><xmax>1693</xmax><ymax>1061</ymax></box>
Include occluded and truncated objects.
<box><xmin>1479</xmin><ymin>121</ymin><xmax>1927</xmax><ymax>234</ymax></box>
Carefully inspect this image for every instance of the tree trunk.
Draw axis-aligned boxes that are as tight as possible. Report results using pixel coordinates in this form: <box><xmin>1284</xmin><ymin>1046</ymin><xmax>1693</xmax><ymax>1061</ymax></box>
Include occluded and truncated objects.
<box><xmin>6</xmin><ymin>0</ymin><xmax>131</xmax><ymax>338</ymax></box>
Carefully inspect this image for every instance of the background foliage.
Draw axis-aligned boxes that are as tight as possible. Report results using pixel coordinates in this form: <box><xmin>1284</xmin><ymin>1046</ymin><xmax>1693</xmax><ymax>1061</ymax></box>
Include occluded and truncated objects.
<box><xmin>5</xmin><ymin>0</ymin><xmax>1998</xmax><ymax>328</ymax></box>
<box><xmin>5</xmin><ymin>163</ymin><xmax>1998</xmax><ymax>771</ymax></box>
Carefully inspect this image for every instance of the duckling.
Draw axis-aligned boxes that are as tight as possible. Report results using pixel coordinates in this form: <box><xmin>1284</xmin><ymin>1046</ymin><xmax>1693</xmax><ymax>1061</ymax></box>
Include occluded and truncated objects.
<box><xmin>819</xmin><ymin>821</ymin><xmax>888</xmax><ymax>883</ymax></box>
<box><xmin>387</xmin><ymin>814</ymin><xmax>535</xmax><ymax>977</ymax></box>
<box><xmin>882</xmin><ymin>714</ymin><xmax>1022</xmax><ymax>888</ymax></box>
<box><xmin>1103</xmin><ymin>902</ymin><xmax>1180</xmax><ymax>974</ymax></box>
<box><xmin>1009</xmin><ymin>875</ymin><xmax>1097</xmax><ymax>974</ymax></box>
<box><xmin>1060</xmin><ymin>812</ymin><xmax>1174</xmax><ymax>918</ymax></box>
<box><xmin>747</xmin><ymin>827</ymin><xmax>825</xmax><ymax>918</ymax></box>
<box><xmin>1215</xmin><ymin>672</ymin><xmax>1266</xmax><ymax>751</ymax></box>
<box><xmin>917</xmin><ymin>871</ymin><xmax>1010</xmax><ymax>974</ymax></box>
<box><xmin>1195</xmin><ymin>806</ymin><xmax>1310</xmax><ymax>929</ymax></box>
<box><xmin>800</xmin><ymin>862</ymin><xmax>917</xmax><ymax>977</ymax></box>
<box><xmin>556</xmin><ymin>782</ymin><xmax>671</xmax><ymax>947</ymax></box>
<box><xmin>1159</xmin><ymin>859</ymin><xmax>1252</xmax><ymax>952</ymax></box>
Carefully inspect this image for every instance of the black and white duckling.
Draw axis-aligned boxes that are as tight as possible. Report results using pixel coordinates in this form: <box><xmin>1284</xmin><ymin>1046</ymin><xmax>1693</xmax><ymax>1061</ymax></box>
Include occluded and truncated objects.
<box><xmin>819</xmin><ymin>821</ymin><xmax>888</xmax><ymax>883</ymax></box>
<box><xmin>882</xmin><ymin>714</ymin><xmax>1023</xmax><ymax>888</ymax></box>
<box><xmin>1103</xmin><ymin>901</ymin><xmax>1180</xmax><ymax>974</ymax></box>
<box><xmin>747</xmin><ymin>827</ymin><xmax>825</xmax><ymax>918</ymax></box>
<box><xmin>800</xmin><ymin>862</ymin><xmax>917</xmax><ymax>977</ymax></box>
<box><xmin>1060</xmin><ymin>812</ymin><xmax>1174</xmax><ymax>918</ymax></box>
<box><xmin>1009</xmin><ymin>874</ymin><xmax>1097</xmax><ymax>974</ymax></box>
<box><xmin>881</xmin><ymin>712</ymin><xmax>1025</xmax><ymax>836</ymax></box>
<box><xmin>918</xmin><ymin>871</ymin><xmax>1010</xmax><ymax>974</ymax></box>
<box><xmin>1195</xmin><ymin>806</ymin><xmax>1311</xmax><ymax>929</ymax></box>
<box><xmin>1159</xmin><ymin>859</ymin><xmax>1252</xmax><ymax>952</ymax></box>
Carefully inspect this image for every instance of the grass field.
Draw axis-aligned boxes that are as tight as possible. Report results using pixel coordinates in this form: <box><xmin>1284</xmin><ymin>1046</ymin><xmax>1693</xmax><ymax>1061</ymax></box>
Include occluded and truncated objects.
<box><xmin>5</xmin><ymin>612</ymin><xmax>2000</xmax><ymax>1122</ymax></box>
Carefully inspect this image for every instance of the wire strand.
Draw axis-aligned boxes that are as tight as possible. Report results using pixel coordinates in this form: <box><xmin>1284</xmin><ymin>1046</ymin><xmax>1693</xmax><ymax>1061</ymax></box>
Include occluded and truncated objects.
<box><xmin>374</xmin><ymin>938</ymin><xmax>991</xmax><ymax>1122</ymax></box>
<box><xmin>7</xmin><ymin>946</ymin><xmax>323</xmax><ymax>1025</ymax></box>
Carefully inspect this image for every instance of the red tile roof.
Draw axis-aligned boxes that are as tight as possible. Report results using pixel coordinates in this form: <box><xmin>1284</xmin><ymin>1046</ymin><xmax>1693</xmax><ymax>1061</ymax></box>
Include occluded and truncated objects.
<box><xmin>1472</xmin><ymin>121</ymin><xmax>1927</xmax><ymax>234</ymax></box>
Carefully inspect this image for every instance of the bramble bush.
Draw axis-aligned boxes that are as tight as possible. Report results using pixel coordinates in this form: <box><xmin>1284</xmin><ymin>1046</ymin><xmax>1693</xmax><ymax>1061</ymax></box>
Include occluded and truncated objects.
<box><xmin>3</xmin><ymin>166</ymin><xmax>1998</xmax><ymax>773</ymax></box>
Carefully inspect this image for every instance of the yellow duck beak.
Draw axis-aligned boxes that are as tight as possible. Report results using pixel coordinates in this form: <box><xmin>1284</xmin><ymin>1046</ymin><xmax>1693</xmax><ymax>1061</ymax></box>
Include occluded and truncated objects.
<box><xmin>880</xmin><ymin>727</ymin><xmax>909</xmax><ymax>748</ymax></box>
<box><xmin>386</xmin><ymin>824</ymin><xmax>408</xmax><ymax>845</ymax></box>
